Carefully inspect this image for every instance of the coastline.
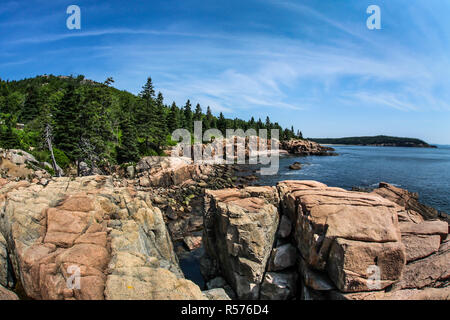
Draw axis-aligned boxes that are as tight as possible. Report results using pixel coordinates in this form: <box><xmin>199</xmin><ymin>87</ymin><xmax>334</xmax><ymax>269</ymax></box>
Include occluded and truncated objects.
<box><xmin>0</xmin><ymin>147</ymin><xmax>448</xmax><ymax>301</ymax></box>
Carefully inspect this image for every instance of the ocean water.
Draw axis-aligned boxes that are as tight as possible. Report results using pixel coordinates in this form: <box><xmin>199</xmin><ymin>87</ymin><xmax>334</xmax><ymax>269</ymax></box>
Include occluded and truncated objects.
<box><xmin>255</xmin><ymin>145</ymin><xmax>450</xmax><ymax>213</ymax></box>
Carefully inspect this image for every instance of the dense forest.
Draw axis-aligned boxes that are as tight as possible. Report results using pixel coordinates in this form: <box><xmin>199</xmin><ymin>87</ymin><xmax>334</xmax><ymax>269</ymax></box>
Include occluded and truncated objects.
<box><xmin>0</xmin><ymin>75</ymin><xmax>303</xmax><ymax>174</ymax></box>
<box><xmin>309</xmin><ymin>135</ymin><xmax>436</xmax><ymax>148</ymax></box>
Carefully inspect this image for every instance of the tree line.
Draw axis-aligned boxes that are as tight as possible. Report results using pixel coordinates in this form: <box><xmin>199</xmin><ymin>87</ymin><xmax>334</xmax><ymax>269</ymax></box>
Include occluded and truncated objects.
<box><xmin>0</xmin><ymin>75</ymin><xmax>303</xmax><ymax>174</ymax></box>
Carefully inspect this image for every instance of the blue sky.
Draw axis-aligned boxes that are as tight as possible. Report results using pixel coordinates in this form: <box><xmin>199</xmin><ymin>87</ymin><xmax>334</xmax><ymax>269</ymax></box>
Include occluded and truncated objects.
<box><xmin>1</xmin><ymin>0</ymin><xmax>450</xmax><ymax>144</ymax></box>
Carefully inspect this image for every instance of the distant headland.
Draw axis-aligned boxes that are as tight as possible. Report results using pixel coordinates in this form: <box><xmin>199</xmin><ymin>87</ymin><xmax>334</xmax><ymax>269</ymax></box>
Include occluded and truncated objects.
<box><xmin>309</xmin><ymin>135</ymin><xmax>437</xmax><ymax>148</ymax></box>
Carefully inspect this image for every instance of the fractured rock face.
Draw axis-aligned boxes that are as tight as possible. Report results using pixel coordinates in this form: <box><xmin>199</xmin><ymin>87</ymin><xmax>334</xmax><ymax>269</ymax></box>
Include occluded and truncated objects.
<box><xmin>203</xmin><ymin>186</ymin><xmax>280</xmax><ymax>299</ymax></box>
<box><xmin>393</xmin><ymin>239</ymin><xmax>449</xmax><ymax>290</ymax></box>
<box><xmin>372</xmin><ymin>182</ymin><xmax>439</xmax><ymax>221</ymax></box>
<box><xmin>402</xmin><ymin>234</ymin><xmax>441</xmax><ymax>262</ymax></box>
<box><xmin>0</xmin><ymin>176</ymin><xmax>204</xmax><ymax>300</ymax></box>
<box><xmin>0</xmin><ymin>233</ymin><xmax>7</xmax><ymax>287</ymax></box>
<box><xmin>136</xmin><ymin>156</ymin><xmax>215</xmax><ymax>188</ymax></box>
<box><xmin>327</xmin><ymin>238</ymin><xmax>405</xmax><ymax>292</ymax></box>
<box><xmin>281</xmin><ymin>140</ymin><xmax>336</xmax><ymax>156</ymax></box>
<box><xmin>277</xmin><ymin>180</ymin><xmax>406</xmax><ymax>293</ymax></box>
<box><xmin>0</xmin><ymin>284</ymin><xmax>18</xmax><ymax>300</ymax></box>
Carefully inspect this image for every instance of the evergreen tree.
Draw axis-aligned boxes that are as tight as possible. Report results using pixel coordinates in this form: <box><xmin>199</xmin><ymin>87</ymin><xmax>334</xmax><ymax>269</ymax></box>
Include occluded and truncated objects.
<box><xmin>167</xmin><ymin>102</ymin><xmax>180</xmax><ymax>134</ymax></box>
<box><xmin>117</xmin><ymin>99</ymin><xmax>139</xmax><ymax>163</ymax></box>
<box><xmin>194</xmin><ymin>103</ymin><xmax>202</xmax><ymax>121</ymax></box>
<box><xmin>205</xmin><ymin>106</ymin><xmax>215</xmax><ymax>130</ymax></box>
<box><xmin>249</xmin><ymin>117</ymin><xmax>256</xmax><ymax>129</ymax></box>
<box><xmin>53</xmin><ymin>83</ymin><xmax>83</xmax><ymax>164</ymax></box>
<box><xmin>217</xmin><ymin>112</ymin><xmax>227</xmax><ymax>134</ymax></box>
<box><xmin>154</xmin><ymin>91</ymin><xmax>167</xmax><ymax>149</ymax></box>
<box><xmin>136</xmin><ymin>77</ymin><xmax>157</xmax><ymax>152</ymax></box>
<box><xmin>183</xmin><ymin>100</ymin><xmax>193</xmax><ymax>132</ymax></box>
<box><xmin>22</xmin><ymin>86</ymin><xmax>42</xmax><ymax>123</ymax></box>
<box><xmin>257</xmin><ymin>118</ymin><xmax>264</xmax><ymax>130</ymax></box>
<box><xmin>139</xmin><ymin>77</ymin><xmax>156</xmax><ymax>101</ymax></box>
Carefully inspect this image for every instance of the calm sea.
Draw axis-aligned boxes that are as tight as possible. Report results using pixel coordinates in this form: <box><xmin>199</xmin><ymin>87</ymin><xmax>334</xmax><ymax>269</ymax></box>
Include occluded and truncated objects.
<box><xmin>255</xmin><ymin>145</ymin><xmax>450</xmax><ymax>213</ymax></box>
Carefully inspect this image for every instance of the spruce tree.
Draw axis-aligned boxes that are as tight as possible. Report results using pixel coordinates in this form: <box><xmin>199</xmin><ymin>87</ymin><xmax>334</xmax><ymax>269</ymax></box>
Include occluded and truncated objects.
<box><xmin>194</xmin><ymin>103</ymin><xmax>202</xmax><ymax>121</ymax></box>
<box><xmin>167</xmin><ymin>102</ymin><xmax>180</xmax><ymax>134</ymax></box>
<box><xmin>53</xmin><ymin>83</ymin><xmax>83</xmax><ymax>164</ymax></box>
<box><xmin>205</xmin><ymin>106</ymin><xmax>214</xmax><ymax>130</ymax></box>
<box><xmin>137</xmin><ymin>77</ymin><xmax>157</xmax><ymax>152</ymax></box>
<box><xmin>22</xmin><ymin>85</ymin><xmax>42</xmax><ymax>123</ymax></box>
<box><xmin>217</xmin><ymin>112</ymin><xmax>227</xmax><ymax>134</ymax></box>
<box><xmin>183</xmin><ymin>100</ymin><xmax>193</xmax><ymax>132</ymax></box>
<box><xmin>117</xmin><ymin>99</ymin><xmax>139</xmax><ymax>163</ymax></box>
<box><xmin>154</xmin><ymin>91</ymin><xmax>167</xmax><ymax>149</ymax></box>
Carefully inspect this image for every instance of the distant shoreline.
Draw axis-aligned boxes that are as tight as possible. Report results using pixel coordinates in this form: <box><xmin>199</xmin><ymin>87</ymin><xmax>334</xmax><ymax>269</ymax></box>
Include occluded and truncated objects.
<box><xmin>322</xmin><ymin>144</ymin><xmax>438</xmax><ymax>148</ymax></box>
<box><xmin>309</xmin><ymin>135</ymin><xmax>437</xmax><ymax>148</ymax></box>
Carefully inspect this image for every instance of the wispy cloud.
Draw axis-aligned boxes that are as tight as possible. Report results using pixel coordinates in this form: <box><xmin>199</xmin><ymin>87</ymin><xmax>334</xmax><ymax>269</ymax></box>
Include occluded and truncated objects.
<box><xmin>9</xmin><ymin>28</ymin><xmax>236</xmax><ymax>45</ymax></box>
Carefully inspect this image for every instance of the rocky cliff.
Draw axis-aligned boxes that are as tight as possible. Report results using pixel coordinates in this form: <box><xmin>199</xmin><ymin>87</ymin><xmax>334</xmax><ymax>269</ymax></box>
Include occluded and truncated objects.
<box><xmin>202</xmin><ymin>181</ymin><xmax>449</xmax><ymax>300</ymax></box>
<box><xmin>0</xmin><ymin>176</ymin><xmax>212</xmax><ymax>300</ymax></box>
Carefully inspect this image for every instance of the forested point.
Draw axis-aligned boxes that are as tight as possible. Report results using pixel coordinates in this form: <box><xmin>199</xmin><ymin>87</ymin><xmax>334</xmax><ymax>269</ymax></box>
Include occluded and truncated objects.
<box><xmin>309</xmin><ymin>135</ymin><xmax>436</xmax><ymax>148</ymax></box>
<box><xmin>0</xmin><ymin>75</ymin><xmax>303</xmax><ymax>174</ymax></box>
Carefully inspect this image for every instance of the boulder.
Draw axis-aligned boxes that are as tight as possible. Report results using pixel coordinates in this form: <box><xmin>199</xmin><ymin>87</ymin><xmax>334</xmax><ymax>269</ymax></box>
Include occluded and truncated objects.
<box><xmin>268</xmin><ymin>243</ymin><xmax>297</xmax><ymax>271</ymax></box>
<box><xmin>205</xmin><ymin>276</ymin><xmax>236</xmax><ymax>299</ymax></box>
<box><xmin>260</xmin><ymin>271</ymin><xmax>297</xmax><ymax>300</ymax></box>
<box><xmin>327</xmin><ymin>238</ymin><xmax>405</xmax><ymax>292</ymax></box>
<box><xmin>203</xmin><ymin>288</ymin><xmax>231</xmax><ymax>300</ymax></box>
<box><xmin>183</xmin><ymin>236</ymin><xmax>202</xmax><ymax>251</ymax></box>
<box><xmin>289</xmin><ymin>162</ymin><xmax>301</xmax><ymax>170</ymax></box>
<box><xmin>277</xmin><ymin>215</ymin><xmax>292</xmax><ymax>238</ymax></box>
<box><xmin>126</xmin><ymin>166</ymin><xmax>135</xmax><ymax>179</ymax></box>
<box><xmin>203</xmin><ymin>186</ymin><xmax>279</xmax><ymax>299</ymax></box>
<box><xmin>277</xmin><ymin>180</ymin><xmax>405</xmax><ymax>293</ymax></box>
<box><xmin>136</xmin><ymin>156</ymin><xmax>215</xmax><ymax>187</ymax></box>
<box><xmin>298</xmin><ymin>256</ymin><xmax>335</xmax><ymax>291</ymax></box>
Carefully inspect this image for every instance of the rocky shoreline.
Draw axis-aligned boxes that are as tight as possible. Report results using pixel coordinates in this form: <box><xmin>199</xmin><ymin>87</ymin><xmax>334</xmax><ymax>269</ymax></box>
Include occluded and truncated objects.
<box><xmin>0</xmin><ymin>148</ymin><xmax>448</xmax><ymax>300</ymax></box>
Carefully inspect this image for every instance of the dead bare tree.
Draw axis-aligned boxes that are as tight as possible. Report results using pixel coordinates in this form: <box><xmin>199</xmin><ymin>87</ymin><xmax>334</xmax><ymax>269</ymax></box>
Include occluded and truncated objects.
<box><xmin>44</xmin><ymin>123</ymin><xmax>61</xmax><ymax>177</ymax></box>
